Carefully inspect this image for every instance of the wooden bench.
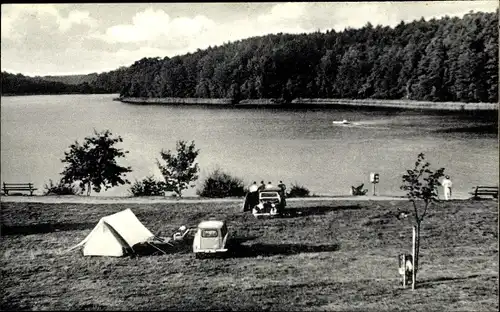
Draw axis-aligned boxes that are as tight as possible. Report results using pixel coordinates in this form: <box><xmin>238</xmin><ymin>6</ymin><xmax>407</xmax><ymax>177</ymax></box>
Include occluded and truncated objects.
<box><xmin>2</xmin><ymin>182</ymin><xmax>37</xmax><ymax>196</ymax></box>
<box><xmin>469</xmin><ymin>186</ymin><xmax>498</xmax><ymax>199</ymax></box>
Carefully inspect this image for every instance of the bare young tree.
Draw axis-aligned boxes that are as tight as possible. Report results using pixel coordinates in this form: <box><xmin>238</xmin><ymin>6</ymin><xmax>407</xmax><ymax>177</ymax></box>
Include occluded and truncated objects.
<box><xmin>400</xmin><ymin>153</ymin><xmax>445</xmax><ymax>280</ymax></box>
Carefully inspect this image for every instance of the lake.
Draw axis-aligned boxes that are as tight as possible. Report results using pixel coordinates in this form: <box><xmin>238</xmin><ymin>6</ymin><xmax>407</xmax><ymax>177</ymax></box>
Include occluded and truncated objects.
<box><xmin>1</xmin><ymin>94</ymin><xmax>498</xmax><ymax>198</ymax></box>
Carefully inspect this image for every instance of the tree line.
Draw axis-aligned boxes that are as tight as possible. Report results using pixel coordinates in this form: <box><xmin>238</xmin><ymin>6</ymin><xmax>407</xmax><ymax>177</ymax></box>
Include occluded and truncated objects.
<box><xmin>1</xmin><ymin>72</ymin><xmax>109</xmax><ymax>95</ymax></box>
<box><xmin>1</xmin><ymin>67</ymin><xmax>130</xmax><ymax>96</ymax></box>
<box><xmin>119</xmin><ymin>11</ymin><xmax>497</xmax><ymax>103</ymax></box>
<box><xmin>2</xmin><ymin>11</ymin><xmax>497</xmax><ymax>103</ymax></box>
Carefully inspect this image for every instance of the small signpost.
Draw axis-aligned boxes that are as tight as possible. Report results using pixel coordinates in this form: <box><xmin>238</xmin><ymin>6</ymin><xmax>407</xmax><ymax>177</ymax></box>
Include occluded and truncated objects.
<box><xmin>370</xmin><ymin>172</ymin><xmax>380</xmax><ymax>196</ymax></box>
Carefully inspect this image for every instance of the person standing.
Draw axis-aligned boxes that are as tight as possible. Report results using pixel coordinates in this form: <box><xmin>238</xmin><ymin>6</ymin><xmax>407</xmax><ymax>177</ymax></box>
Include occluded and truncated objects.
<box><xmin>249</xmin><ymin>181</ymin><xmax>258</xmax><ymax>193</ymax></box>
<box><xmin>258</xmin><ymin>180</ymin><xmax>266</xmax><ymax>191</ymax></box>
<box><xmin>278</xmin><ymin>180</ymin><xmax>286</xmax><ymax>194</ymax></box>
<box><xmin>278</xmin><ymin>180</ymin><xmax>287</xmax><ymax>213</ymax></box>
<box><xmin>441</xmin><ymin>175</ymin><xmax>453</xmax><ymax>200</ymax></box>
<box><xmin>265</xmin><ymin>181</ymin><xmax>274</xmax><ymax>189</ymax></box>
<box><xmin>248</xmin><ymin>181</ymin><xmax>259</xmax><ymax>208</ymax></box>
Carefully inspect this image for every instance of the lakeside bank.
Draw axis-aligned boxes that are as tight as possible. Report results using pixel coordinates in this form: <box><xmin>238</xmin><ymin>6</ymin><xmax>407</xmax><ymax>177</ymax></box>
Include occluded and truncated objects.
<box><xmin>1</xmin><ymin>193</ymin><xmax>480</xmax><ymax>205</ymax></box>
<box><xmin>116</xmin><ymin>97</ymin><xmax>499</xmax><ymax>111</ymax></box>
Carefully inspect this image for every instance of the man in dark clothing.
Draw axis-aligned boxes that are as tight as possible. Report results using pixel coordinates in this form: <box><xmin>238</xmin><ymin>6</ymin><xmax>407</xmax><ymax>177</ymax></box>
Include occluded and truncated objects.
<box><xmin>278</xmin><ymin>180</ymin><xmax>287</xmax><ymax>214</ymax></box>
<box><xmin>278</xmin><ymin>180</ymin><xmax>286</xmax><ymax>194</ymax></box>
<box><xmin>258</xmin><ymin>180</ymin><xmax>266</xmax><ymax>191</ymax></box>
<box><xmin>248</xmin><ymin>181</ymin><xmax>259</xmax><ymax>210</ymax></box>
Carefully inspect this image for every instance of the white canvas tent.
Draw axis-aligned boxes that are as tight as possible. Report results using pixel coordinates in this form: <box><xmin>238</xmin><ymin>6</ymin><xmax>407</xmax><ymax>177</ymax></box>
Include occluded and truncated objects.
<box><xmin>68</xmin><ymin>208</ymin><xmax>154</xmax><ymax>257</ymax></box>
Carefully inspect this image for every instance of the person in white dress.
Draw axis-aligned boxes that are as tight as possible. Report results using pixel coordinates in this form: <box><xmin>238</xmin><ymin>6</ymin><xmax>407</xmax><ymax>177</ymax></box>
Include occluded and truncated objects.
<box><xmin>441</xmin><ymin>176</ymin><xmax>453</xmax><ymax>200</ymax></box>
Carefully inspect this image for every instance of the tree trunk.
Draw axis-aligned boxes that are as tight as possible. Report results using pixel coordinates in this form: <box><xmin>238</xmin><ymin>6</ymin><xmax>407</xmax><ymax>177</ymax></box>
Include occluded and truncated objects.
<box><xmin>415</xmin><ymin>221</ymin><xmax>421</xmax><ymax>274</ymax></box>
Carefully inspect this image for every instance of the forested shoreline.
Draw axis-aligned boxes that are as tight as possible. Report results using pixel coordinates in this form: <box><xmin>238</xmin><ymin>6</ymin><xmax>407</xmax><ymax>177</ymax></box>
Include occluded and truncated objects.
<box><xmin>2</xmin><ymin>11</ymin><xmax>498</xmax><ymax>103</ymax></box>
<box><xmin>117</xmin><ymin>96</ymin><xmax>498</xmax><ymax>111</ymax></box>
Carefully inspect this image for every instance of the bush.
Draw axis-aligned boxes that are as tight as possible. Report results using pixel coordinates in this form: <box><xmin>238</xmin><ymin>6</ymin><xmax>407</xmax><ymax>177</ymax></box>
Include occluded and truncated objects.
<box><xmin>286</xmin><ymin>182</ymin><xmax>310</xmax><ymax>198</ymax></box>
<box><xmin>197</xmin><ymin>169</ymin><xmax>246</xmax><ymax>198</ymax></box>
<box><xmin>129</xmin><ymin>176</ymin><xmax>166</xmax><ymax>196</ymax></box>
<box><xmin>44</xmin><ymin>179</ymin><xmax>80</xmax><ymax>195</ymax></box>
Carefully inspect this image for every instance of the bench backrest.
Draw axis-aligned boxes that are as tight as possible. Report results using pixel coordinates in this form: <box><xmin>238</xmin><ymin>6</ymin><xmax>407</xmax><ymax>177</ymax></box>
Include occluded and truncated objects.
<box><xmin>473</xmin><ymin>186</ymin><xmax>498</xmax><ymax>196</ymax></box>
<box><xmin>3</xmin><ymin>182</ymin><xmax>35</xmax><ymax>188</ymax></box>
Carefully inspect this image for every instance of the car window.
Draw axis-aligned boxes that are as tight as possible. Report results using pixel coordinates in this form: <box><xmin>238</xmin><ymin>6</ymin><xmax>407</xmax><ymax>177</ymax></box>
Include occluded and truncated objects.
<box><xmin>201</xmin><ymin>229</ymin><xmax>218</xmax><ymax>238</ymax></box>
<box><xmin>260</xmin><ymin>192</ymin><xmax>279</xmax><ymax>198</ymax></box>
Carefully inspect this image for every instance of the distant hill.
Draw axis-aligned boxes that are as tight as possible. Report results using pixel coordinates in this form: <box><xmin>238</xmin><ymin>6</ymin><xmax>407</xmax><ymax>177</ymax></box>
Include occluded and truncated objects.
<box><xmin>1</xmin><ymin>72</ymin><xmax>108</xmax><ymax>95</ymax></box>
<box><xmin>39</xmin><ymin>74</ymin><xmax>99</xmax><ymax>85</ymax></box>
<box><xmin>1</xmin><ymin>66</ymin><xmax>129</xmax><ymax>96</ymax></box>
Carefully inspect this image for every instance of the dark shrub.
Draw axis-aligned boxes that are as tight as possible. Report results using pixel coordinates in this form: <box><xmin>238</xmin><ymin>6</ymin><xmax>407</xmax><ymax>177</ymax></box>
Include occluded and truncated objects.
<box><xmin>129</xmin><ymin>176</ymin><xmax>166</xmax><ymax>196</ymax></box>
<box><xmin>197</xmin><ymin>169</ymin><xmax>246</xmax><ymax>198</ymax></box>
<box><xmin>43</xmin><ymin>179</ymin><xmax>80</xmax><ymax>195</ymax></box>
<box><xmin>287</xmin><ymin>182</ymin><xmax>310</xmax><ymax>198</ymax></box>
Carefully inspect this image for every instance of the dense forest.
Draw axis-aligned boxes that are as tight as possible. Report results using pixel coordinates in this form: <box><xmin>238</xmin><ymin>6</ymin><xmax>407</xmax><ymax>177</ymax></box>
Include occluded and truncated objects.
<box><xmin>40</xmin><ymin>74</ymin><xmax>99</xmax><ymax>85</ymax></box>
<box><xmin>1</xmin><ymin>11</ymin><xmax>498</xmax><ymax>103</ymax></box>
<box><xmin>120</xmin><ymin>11</ymin><xmax>498</xmax><ymax>103</ymax></box>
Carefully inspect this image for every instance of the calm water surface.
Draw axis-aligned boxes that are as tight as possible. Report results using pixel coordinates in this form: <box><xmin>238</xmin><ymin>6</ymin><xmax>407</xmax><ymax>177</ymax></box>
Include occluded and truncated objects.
<box><xmin>1</xmin><ymin>94</ymin><xmax>498</xmax><ymax>197</ymax></box>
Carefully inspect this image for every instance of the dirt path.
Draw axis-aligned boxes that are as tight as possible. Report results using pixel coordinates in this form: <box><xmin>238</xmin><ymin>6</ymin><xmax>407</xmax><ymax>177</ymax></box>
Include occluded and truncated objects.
<box><xmin>1</xmin><ymin>194</ymin><xmax>474</xmax><ymax>204</ymax></box>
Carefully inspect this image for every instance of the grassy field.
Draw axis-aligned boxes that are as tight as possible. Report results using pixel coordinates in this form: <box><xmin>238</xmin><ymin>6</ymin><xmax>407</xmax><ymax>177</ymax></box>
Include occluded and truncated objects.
<box><xmin>0</xmin><ymin>199</ymin><xmax>498</xmax><ymax>311</ymax></box>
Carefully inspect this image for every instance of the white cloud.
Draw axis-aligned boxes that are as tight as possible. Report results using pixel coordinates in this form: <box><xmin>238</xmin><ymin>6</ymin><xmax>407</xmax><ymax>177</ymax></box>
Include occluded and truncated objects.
<box><xmin>1</xmin><ymin>4</ymin><xmax>97</xmax><ymax>40</ymax></box>
<box><xmin>258</xmin><ymin>2</ymin><xmax>307</xmax><ymax>24</ymax></box>
<box><xmin>170</xmin><ymin>15</ymin><xmax>216</xmax><ymax>36</ymax></box>
<box><xmin>101</xmin><ymin>7</ymin><xmax>216</xmax><ymax>43</ymax></box>
<box><xmin>59</xmin><ymin>10</ymin><xmax>97</xmax><ymax>32</ymax></box>
<box><xmin>104</xmin><ymin>8</ymin><xmax>170</xmax><ymax>42</ymax></box>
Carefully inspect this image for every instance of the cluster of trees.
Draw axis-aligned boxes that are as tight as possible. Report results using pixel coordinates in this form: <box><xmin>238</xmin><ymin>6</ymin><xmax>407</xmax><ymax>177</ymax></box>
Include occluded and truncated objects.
<box><xmin>46</xmin><ymin>130</ymin><xmax>200</xmax><ymax>197</ymax></box>
<box><xmin>120</xmin><ymin>11</ymin><xmax>498</xmax><ymax>103</ymax></box>
<box><xmin>45</xmin><ymin>130</ymin><xmax>243</xmax><ymax>198</ymax></box>
<box><xmin>45</xmin><ymin>130</ymin><xmax>315</xmax><ymax>199</ymax></box>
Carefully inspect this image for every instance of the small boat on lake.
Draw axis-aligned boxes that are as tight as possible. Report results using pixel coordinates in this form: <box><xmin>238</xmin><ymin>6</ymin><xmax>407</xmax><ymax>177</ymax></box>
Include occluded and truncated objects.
<box><xmin>332</xmin><ymin>119</ymin><xmax>351</xmax><ymax>125</ymax></box>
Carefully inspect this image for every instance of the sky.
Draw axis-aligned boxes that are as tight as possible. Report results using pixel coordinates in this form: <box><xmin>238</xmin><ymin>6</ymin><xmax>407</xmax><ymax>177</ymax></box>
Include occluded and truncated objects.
<box><xmin>1</xmin><ymin>1</ymin><xmax>498</xmax><ymax>76</ymax></box>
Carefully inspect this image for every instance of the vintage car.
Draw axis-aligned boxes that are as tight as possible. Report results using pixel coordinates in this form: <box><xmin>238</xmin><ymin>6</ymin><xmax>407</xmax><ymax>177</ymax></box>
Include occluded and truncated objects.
<box><xmin>251</xmin><ymin>187</ymin><xmax>286</xmax><ymax>218</ymax></box>
<box><xmin>192</xmin><ymin>219</ymin><xmax>229</xmax><ymax>258</ymax></box>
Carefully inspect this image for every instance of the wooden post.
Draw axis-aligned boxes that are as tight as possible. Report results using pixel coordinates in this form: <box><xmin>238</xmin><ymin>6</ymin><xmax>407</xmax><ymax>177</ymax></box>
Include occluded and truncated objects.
<box><xmin>402</xmin><ymin>255</ymin><xmax>406</xmax><ymax>289</ymax></box>
<box><xmin>372</xmin><ymin>183</ymin><xmax>376</xmax><ymax>196</ymax></box>
<box><xmin>412</xmin><ymin>226</ymin><xmax>416</xmax><ymax>290</ymax></box>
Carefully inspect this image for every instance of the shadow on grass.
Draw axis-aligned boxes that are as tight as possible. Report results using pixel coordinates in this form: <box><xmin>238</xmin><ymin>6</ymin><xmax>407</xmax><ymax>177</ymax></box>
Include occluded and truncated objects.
<box><xmin>283</xmin><ymin>205</ymin><xmax>361</xmax><ymax>218</ymax></box>
<box><xmin>230</xmin><ymin>235</ymin><xmax>259</xmax><ymax>244</ymax></box>
<box><xmin>467</xmin><ymin>196</ymin><xmax>498</xmax><ymax>201</ymax></box>
<box><xmin>0</xmin><ymin>222</ymin><xmax>95</xmax><ymax>236</ymax></box>
<box><xmin>132</xmin><ymin>237</ymin><xmax>195</xmax><ymax>257</ymax></box>
<box><xmin>226</xmin><ymin>241</ymin><xmax>340</xmax><ymax>258</ymax></box>
<box><xmin>417</xmin><ymin>274</ymin><xmax>482</xmax><ymax>288</ymax></box>
<box><xmin>436</xmin><ymin>125</ymin><xmax>498</xmax><ymax>134</ymax></box>
<box><xmin>133</xmin><ymin>236</ymin><xmax>260</xmax><ymax>257</ymax></box>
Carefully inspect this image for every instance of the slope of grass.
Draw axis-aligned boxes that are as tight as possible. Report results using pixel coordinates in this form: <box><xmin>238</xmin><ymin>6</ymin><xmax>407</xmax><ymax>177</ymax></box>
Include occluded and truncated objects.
<box><xmin>0</xmin><ymin>199</ymin><xmax>497</xmax><ymax>311</ymax></box>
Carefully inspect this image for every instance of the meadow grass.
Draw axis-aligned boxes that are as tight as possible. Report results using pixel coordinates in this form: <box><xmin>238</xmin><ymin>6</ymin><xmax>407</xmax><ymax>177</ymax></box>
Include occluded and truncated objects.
<box><xmin>0</xmin><ymin>199</ymin><xmax>497</xmax><ymax>310</ymax></box>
